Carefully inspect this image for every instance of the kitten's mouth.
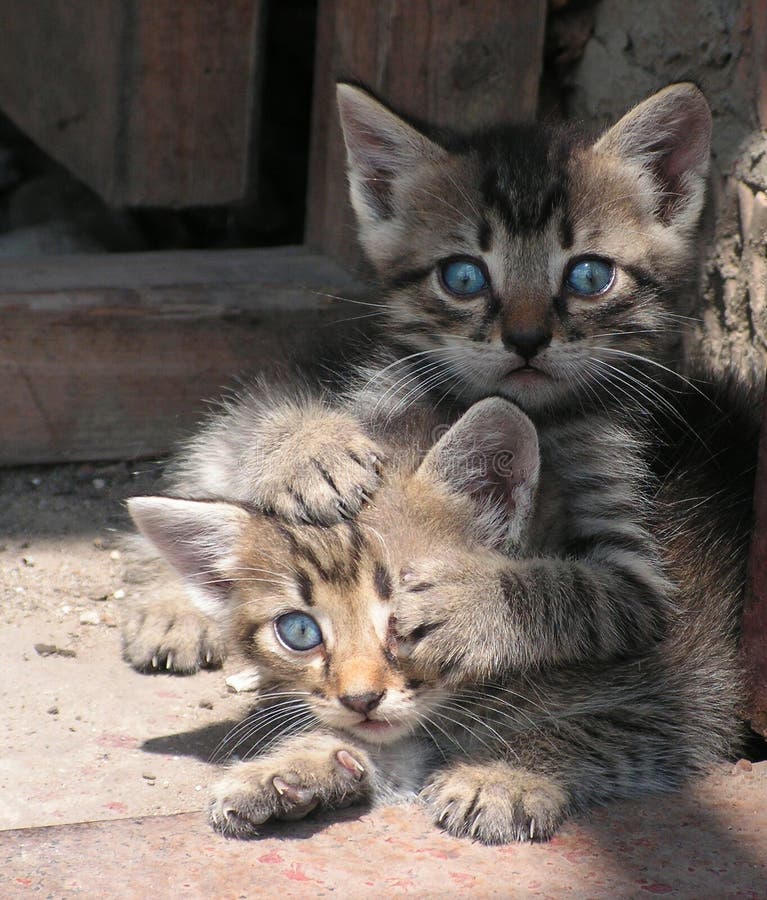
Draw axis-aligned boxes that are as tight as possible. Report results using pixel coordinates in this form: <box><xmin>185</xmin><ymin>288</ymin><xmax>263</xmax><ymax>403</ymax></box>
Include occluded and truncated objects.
<box><xmin>350</xmin><ymin>717</ymin><xmax>409</xmax><ymax>743</ymax></box>
<box><xmin>354</xmin><ymin>718</ymin><xmax>394</xmax><ymax>734</ymax></box>
<box><xmin>505</xmin><ymin>365</ymin><xmax>551</xmax><ymax>381</ymax></box>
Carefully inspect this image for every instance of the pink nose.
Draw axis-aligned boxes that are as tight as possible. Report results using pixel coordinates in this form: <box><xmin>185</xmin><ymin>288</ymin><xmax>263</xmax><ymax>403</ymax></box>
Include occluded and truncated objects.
<box><xmin>339</xmin><ymin>691</ymin><xmax>384</xmax><ymax>715</ymax></box>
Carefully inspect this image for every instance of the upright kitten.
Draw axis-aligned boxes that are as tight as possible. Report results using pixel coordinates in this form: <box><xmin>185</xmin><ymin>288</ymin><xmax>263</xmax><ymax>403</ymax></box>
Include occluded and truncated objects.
<box><xmin>129</xmin><ymin>399</ymin><xmax>740</xmax><ymax>843</ymax></box>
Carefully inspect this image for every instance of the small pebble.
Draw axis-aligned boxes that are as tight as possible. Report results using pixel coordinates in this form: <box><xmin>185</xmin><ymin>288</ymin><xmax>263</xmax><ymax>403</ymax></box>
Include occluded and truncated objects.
<box><xmin>113</xmin><ymin>588</ymin><xmax>126</xmax><ymax>600</ymax></box>
<box><xmin>142</xmin><ymin>773</ymin><xmax>157</xmax><ymax>782</ymax></box>
<box><xmin>198</xmin><ymin>699</ymin><xmax>214</xmax><ymax>710</ymax></box>
<box><xmin>34</xmin><ymin>643</ymin><xmax>77</xmax><ymax>659</ymax></box>
<box><xmin>93</xmin><ymin>537</ymin><xmax>105</xmax><ymax>549</ymax></box>
<box><xmin>79</xmin><ymin>610</ymin><xmax>101</xmax><ymax>626</ymax></box>
<box><xmin>21</xmin><ymin>557</ymin><xmax>34</xmax><ymax>567</ymax></box>
<box><xmin>92</xmin><ymin>478</ymin><xmax>107</xmax><ymax>490</ymax></box>
<box><xmin>29</xmin><ymin>477</ymin><xmax>42</xmax><ymax>488</ymax></box>
<box><xmin>109</xmin><ymin>550</ymin><xmax>121</xmax><ymax>561</ymax></box>
<box><xmin>47</xmin><ymin>706</ymin><xmax>59</xmax><ymax>715</ymax></box>
<box><xmin>225</xmin><ymin>668</ymin><xmax>261</xmax><ymax>693</ymax></box>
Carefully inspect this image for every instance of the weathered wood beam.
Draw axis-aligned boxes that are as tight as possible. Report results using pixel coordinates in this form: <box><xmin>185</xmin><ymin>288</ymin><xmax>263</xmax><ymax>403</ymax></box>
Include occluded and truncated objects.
<box><xmin>305</xmin><ymin>0</ymin><xmax>548</xmax><ymax>268</ymax></box>
<box><xmin>0</xmin><ymin>247</ymin><xmax>364</xmax><ymax>465</ymax></box>
<box><xmin>0</xmin><ymin>1</ymin><xmax>264</xmax><ymax>206</ymax></box>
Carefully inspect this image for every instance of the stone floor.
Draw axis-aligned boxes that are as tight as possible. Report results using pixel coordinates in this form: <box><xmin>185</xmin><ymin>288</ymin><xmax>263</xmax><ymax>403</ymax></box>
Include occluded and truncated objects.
<box><xmin>2</xmin><ymin>462</ymin><xmax>766</xmax><ymax>898</ymax></box>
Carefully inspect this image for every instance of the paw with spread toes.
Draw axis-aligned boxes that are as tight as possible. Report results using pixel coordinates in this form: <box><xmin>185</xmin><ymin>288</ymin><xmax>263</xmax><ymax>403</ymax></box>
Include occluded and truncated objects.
<box><xmin>209</xmin><ymin>743</ymin><xmax>371</xmax><ymax>838</ymax></box>
<box><xmin>421</xmin><ymin>761</ymin><xmax>568</xmax><ymax>844</ymax></box>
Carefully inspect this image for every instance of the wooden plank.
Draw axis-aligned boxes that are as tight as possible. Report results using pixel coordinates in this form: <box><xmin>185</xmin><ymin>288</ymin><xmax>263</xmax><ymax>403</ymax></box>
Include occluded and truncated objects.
<box><xmin>744</xmin><ymin>385</ymin><xmax>767</xmax><ymax>739</ymax></box>
<box><xmin>0</xmin><ymin>248</ymin><xmax>365</xmax><ymax>465</ymax></box>
<box><xmin>0</xmin><ymin>1</ymin><xmax>263</xmax><ymax>206</ymax></box>
<box><xmin>305</xmin><ymin>0</ymin><xmax>548</xmax><ymax>268</ymax></box>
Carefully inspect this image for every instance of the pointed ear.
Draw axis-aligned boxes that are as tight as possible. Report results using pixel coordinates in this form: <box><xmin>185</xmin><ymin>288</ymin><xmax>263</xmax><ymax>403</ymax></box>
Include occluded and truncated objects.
<box><xmin>336</xmin><ymin>83</ymin><xmax>445</xmax><ymax>227</ymax></box>
<box><xmin>128</xmin><ymin>497</ymin><xmax>251</xmax><ymax>617</ymax></box>
<box><xmin>417</xmin><ymin>398</ymin><xmax>540</xmax><ymax>548</ymax></box>
<box><xmin>594</xmin><ymin>83</ymin><xmax>711</xmax><ymax>226</ymax></box>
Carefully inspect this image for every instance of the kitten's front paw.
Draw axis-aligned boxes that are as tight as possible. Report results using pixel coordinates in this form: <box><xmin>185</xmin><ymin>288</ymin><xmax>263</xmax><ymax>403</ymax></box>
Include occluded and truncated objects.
<box><xmin>209</xmin><ymin>747</ymin><xmax>370</xmax><ymax>838</ymax></box>
<box><xmin>421</xmin><ymin>762</ymin><xmax>568</xmax><ymax>844</ymax></box>
<box><xmin>395</xmin><ymin>556</ymin><xmax>505</xmax><ymax>683</ymax></box>
<box><xmin>121</xmin><ymin>595</ymin><xmax>226</xmax><ymax>674</ymax></box>
<box><xmin>259</xmin><ymin>416</ymin><xmax>384</xmax><ymax>525</ymax></box>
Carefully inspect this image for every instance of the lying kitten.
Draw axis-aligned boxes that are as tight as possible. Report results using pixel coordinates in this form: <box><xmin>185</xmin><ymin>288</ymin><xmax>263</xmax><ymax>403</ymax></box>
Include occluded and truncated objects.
<box><xmin>129</xmin><ymin>398</ymin><xmax>739</xmax><ymax>843</ymax></box>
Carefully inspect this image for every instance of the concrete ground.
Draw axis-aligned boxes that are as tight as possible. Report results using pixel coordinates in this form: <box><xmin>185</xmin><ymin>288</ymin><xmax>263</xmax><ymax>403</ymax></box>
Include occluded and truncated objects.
<box><xmin>2</xmin><ymin>461</ymin><xmax>767</xmax><ymax>898</ymax></box>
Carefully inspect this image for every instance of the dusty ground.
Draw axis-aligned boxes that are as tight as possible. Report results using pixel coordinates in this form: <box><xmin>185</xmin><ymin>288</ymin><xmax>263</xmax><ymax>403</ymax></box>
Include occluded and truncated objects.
<box><xmin>0</xmin><ymin>459</ymin><xmax>254</xmax><ymax>831</ymax></box>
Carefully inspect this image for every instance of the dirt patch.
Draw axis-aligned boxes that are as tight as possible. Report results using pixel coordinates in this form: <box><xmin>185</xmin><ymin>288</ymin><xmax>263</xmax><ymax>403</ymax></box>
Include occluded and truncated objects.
<box><xmin>0</xmin><ymin>460</ymin><xmax>252</xmax><ymax>831</ymax></box>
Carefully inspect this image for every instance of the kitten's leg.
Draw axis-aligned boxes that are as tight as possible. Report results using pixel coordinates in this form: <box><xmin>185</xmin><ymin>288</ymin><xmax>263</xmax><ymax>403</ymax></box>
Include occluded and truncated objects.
<box><xmin>396</xmin><ymin>547</ymin><xmax>672</xmax><ymax>682</ymax></box>
<box><xmin>174</xmin><ymin>392</ymin><xmax>384</xmax><ymax>526</ymax></box>
<box><xmin>208</xmin><ymin>732</ymin><xmax>377</xmax><ymax>838</ymax></box>
<box><xmin>421</xmin><ymin>651</ymin><xmax>737</xmax><ymax>845</ymax></box>
<box><xmin>121</xmin><ymin>592</ymin><xmax>226</xmax><ymax>674</ymax></box>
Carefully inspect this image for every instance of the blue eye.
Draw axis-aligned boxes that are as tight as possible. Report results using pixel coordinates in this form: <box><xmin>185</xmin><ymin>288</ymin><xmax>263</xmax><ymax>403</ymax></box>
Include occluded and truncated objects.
<box><xmin>440</xmin><ymin>259</ymin><xmax>488</xmax><ymax>296</ymax></box>
<box><xmin>566</xmin><ymin>258</ymin><xmax>614</xmax><ymax>296</ymax></box>
<box><xmin>275</xmin><ymin>612</ymin><xmax>322</xmax><ymax>651</ymax></box>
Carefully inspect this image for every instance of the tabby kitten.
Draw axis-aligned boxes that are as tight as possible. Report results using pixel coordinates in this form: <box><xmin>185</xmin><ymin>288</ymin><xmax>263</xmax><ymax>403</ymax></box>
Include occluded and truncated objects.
<box><xmin>169</xmin><ymin>81</ymin><xmax>756</xmax><ymax>685</ymax></box>
<box><xmin>129</xmin><ymin>398</ymin><xmax>739</xmax><ymax>843</ymax></box>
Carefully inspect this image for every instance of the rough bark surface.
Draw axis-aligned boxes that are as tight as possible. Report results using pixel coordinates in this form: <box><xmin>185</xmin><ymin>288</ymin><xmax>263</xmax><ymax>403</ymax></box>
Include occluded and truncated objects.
<box><xmin>560</xmin><ymin>0</ymin><xmax>767</xmax><ymax>384</ymax></box>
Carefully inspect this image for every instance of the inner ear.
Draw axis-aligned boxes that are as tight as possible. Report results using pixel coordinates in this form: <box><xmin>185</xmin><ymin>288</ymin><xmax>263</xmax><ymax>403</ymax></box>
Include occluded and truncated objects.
<box><xmin>416</xmin><ymin>398</ymin><xmax>540</xmax><ymax>547</ymax></box>
<box><xmin>594</xmin><ymin>83</ymin><xmax>711</xmax><ymax>224</ymax></box>
<box><xmin>127</xmin><ymin>496</ymin><xmax>252</xmax><ymax>616</ymax></box>
<box><xmin>336</xmin><ymin>82</ymin><xmax>444</xmax><ymax>222</ymax></box>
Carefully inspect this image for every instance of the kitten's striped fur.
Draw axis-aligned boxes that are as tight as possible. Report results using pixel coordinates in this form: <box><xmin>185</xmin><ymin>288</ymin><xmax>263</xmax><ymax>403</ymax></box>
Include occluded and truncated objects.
<box><xmin>129</xmin><ymin>399</ymin><xmax>740</xmax><ymax>844</ymax></box>
<box><xmin>123</xmin><ymin>83</ymin><xmax>755</xmax><ymax>842</ymax></box>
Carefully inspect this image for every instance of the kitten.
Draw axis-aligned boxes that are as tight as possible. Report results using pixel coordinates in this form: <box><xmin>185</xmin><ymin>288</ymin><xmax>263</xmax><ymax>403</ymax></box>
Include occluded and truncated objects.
<box><xmin>164</xmin><ymin>81</ymin><xmax>755</xmax><ymax>686</ymax></box>
<box><xmin>129</xmin><ymin>398</ymin><xmax>740</xmax><ymax>843</ymax></box>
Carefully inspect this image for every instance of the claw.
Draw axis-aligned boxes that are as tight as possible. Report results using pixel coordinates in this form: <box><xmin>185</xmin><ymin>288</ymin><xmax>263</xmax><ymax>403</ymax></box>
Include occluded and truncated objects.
<box><xmin>530</xmin><ymin>818</ymin><xmax>536</xmax><ymax>840</ymax></box>
<box><xmin>272</xmin><ymin>778</ymin><xmax>286</xmax><ymax>796</ymax></box>
<box><xmin>166</xmin><ymin>652</ymin><xmax>174</xmax><ymax>670</ymax></box>
<box><xmin>336</xmin><ymin>749</ymin><xmax>365</xmax><ymax>780</ymax></box>
<box><xmin>151</xmin><ymin>655</ymin><xmax>158</xmax><ymax>669</ymax></box>
<box><xmin>272</xmin><ymin>777</ymin><xmax>315</xmax><ymax>806</ymax></box>
<box><xmin>335</xmin><ymin>499</ymin><xmax>352</xmax><ymax>519</ymax></box>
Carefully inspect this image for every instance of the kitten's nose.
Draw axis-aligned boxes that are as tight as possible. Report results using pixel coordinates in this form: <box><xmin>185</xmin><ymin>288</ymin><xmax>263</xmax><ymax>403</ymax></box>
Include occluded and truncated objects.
<box><xmin>339</xmin><ymin>691</ymin><xmax>385</xmax><ymax>715</ymax></box>
<box><xmin>503</xmin><ymin>327</ymin><xmax>551</xmax><ymax>361</ymax></box>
